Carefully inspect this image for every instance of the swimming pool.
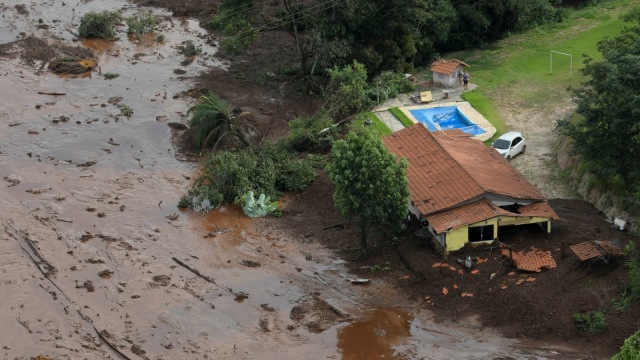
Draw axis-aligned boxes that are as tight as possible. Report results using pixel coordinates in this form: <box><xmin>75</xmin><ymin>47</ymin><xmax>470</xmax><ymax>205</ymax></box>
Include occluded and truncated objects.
<box><xmin>409</xmin><ymin>106</ymin><xmax>486</xmax><ymax>136</ymax></box>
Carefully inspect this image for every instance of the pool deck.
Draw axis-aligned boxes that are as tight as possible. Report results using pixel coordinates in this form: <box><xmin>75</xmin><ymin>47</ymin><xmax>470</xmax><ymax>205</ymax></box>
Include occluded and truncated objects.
<box><xmin>373</xmin><ymin>83</ymin><xmax>496</xmax><ymax>142</ymax></box>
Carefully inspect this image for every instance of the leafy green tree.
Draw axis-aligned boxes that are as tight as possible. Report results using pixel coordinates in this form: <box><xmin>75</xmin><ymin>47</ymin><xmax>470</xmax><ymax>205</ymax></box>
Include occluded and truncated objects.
<box><xmin>613</xmin><ymin>329</ymin><xmax>640</xmax><ymax>360</ymax></box>
<box><xmin>327</xmin><ymin>129</ymin><xmax>409</xmax><ymax>251</ymax></box>
<box><xmin>565</xmin><ymin>10</ymin><xmax>640</xmax><ymax>207</ymax></box>
<box><xmin>323</xmin><ymin>60</ymin><xmax>368</xmax><ymax>117</ymax></box>
<box><xmin>188</xmin><ymin>93</ymin><xmax>254</xmax><ymax>149</ymax></box>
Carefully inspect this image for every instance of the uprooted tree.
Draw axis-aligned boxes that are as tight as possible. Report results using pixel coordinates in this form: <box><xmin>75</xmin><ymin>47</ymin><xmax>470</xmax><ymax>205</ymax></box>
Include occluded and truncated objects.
<box><xmin>327</xmin><ymin>129</ymin><xmax>409</xmax><ymax>252</ymax></box>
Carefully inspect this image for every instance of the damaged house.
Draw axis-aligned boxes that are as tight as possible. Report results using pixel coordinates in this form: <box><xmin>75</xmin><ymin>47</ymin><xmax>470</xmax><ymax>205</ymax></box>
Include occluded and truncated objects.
<box><xmin>383</xmin><ymin>124</ymin><xmax>558</xmax><ymax>256</ymax></box>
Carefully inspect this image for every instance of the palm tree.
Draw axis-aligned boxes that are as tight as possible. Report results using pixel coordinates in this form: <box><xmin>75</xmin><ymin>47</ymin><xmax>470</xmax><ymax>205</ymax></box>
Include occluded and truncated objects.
<box><xmin>188</xmin><ymin>93</ymin><xmax>254</xmax><ymax>149</ymax></box>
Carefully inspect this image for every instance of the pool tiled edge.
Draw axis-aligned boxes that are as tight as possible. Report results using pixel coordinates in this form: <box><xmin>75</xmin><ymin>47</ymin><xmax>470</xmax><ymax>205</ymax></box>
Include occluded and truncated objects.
<box><xmin>398</xmin><ymin>101</ymin><xmax>496</xmax><ymax>142</ymax></box>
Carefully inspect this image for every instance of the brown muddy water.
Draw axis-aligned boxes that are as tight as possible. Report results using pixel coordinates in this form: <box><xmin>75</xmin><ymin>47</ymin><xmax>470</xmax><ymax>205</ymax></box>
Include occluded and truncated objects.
<box><xmin>0</xmin><ymin>1</ymin><xmax>563</xmax><ymax>359</ymax></box>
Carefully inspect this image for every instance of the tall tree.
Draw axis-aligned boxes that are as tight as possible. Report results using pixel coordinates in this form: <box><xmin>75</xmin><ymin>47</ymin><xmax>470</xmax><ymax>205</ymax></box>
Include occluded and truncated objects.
<box><xmin>566</xmin><ymin>9</ymin><xmax>640</xmax><ymax>201</ymax></box>
<box><xmin>327</xmin><ymin>130</ymin><xmax>409</xmax><ymax>252</ymax></box>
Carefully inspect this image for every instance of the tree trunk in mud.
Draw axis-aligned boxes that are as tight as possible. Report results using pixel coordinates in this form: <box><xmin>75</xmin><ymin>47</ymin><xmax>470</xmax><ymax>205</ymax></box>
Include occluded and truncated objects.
<box><xmin>360</xmin><ymin>220</ymin><xmax>368</xmax><ymax>253</ymax></box>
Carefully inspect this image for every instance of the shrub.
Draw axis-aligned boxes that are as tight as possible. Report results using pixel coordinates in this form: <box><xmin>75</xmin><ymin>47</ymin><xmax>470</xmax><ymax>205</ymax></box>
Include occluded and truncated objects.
<box><xmin>178</xmin><ymin>40</ymin><xmax>202</xmax><ymax>57</ymax></box>
<box><xmin>573</xmin><ymin>311</ymin><xmax>607</xmax><ymax>334</ymax></box>
<box><xmin>282</xmin><ymin>112</ymin><xmax>337</xmax><ymax>152</ymax></box>
<box><xmin>118</xmin><ymin>104</ymin><xmax>133</xmax><ymax>118</ymax></box>
<box><xmin>613</xmin><ymin>329</ymin><xmax>640</xmax><ymax>360</ymax></box>
<box><xmin>126</xmin><ymin>13</ymin><xmax>156</xmax><ymax>36</ymax></box>
<box><xmin>104</xmin><ymin>73</ymin><xmax>120</xmax><ymax>80</ymax></box>
<box><xmin>180</xmin><ymin>145</ymin><xmax>317</xmax><ymax>213</ymax></box>
<box><xmin>156</xmin><ymin>34</ymin><xmax>165</xmax><ymax>42</ymax></box>
<box><xmin>78</xmin><ymin>10</ymin><xmax>122</xmax><ymax>39</ymax></box>
<box><xmin>366</xmin><ymin>71</ymin><xmax>415</xmax><ymax>106</ymax></box>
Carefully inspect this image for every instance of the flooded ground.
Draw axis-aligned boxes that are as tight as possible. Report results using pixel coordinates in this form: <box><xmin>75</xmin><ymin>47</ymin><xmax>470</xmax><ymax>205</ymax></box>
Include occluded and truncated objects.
<box><xmin>0</xmin><ymin>1</ymin><xmax>567</xmax><ymax>359</ymax></box>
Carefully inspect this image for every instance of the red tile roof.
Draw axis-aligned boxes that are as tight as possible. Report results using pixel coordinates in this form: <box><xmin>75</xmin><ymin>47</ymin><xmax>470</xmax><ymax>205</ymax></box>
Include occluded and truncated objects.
<box><xmin>518</xmin><ymin>201</ymin><xmax>559</xmax><ymax>220</ymax></box>
<box><xmin>427</xmin><ymin>199</ymin><xmax>513</xmax><ymax>233</ymax></box>
<box><xmin>383</xmin><ymin>124</ymin><xmax>548</xmax><ymax>217</ymax></box>
<box><xmin>500</xmin><ymin>247</ymin><xmax>557</xmax><ymax>272</ymax></box>
<box><xmin>570</xmin><ymin>240</ymin><xmax>625</xmax><ymax>261</ymax></box>
<box><xmin>384</xmin><ymin>125</ymin><xmax>482</xmax><ymax>215</ymax></box>
<box><xmin>432</xmin><ymin>130</ymin><xmax>546</xmax><ymax>203</ymax></box>
<box><xmin>430</xmin><ymin>59</ymin><xmax>469</xmax><ymax>75</ymax></box>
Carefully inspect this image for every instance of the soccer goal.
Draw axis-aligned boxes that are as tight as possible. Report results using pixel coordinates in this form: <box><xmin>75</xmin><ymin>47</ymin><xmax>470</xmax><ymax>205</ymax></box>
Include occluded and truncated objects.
<box><xmin>550</xmin><ymin>50</ymin><xmax>573</xmax><ymax>78</ymax></box>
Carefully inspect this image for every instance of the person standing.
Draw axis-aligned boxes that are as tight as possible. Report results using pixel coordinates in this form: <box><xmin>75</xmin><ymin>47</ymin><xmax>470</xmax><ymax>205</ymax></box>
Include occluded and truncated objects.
<box><xmin>462</xmin><ymin>71</ymin><xmax>469</xmax><ymax>90</ymax></box>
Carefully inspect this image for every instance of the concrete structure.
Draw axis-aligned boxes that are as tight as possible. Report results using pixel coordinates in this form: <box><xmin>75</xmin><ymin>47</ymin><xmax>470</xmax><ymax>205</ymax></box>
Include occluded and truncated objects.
<box><xmin>383</xmin><ymin>125</ymin><xmax>558</xmax><ymax>256</ymax></box>
<box><xmin>431</xmin><ymin>59</ymin><xmax>469</xmax><ymax>87</ymax></box>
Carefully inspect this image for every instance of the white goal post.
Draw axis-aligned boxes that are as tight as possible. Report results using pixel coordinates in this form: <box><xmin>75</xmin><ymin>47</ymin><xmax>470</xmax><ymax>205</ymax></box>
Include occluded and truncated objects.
<box><xmin>550</xmin><ymin>50</ymin><xmax>573</xmax><ymax>78</ymax></box>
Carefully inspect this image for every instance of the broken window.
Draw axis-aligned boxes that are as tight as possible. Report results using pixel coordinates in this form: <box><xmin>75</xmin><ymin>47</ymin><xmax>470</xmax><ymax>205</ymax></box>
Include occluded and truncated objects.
<box><xmin>468</xmin><ymin>225</ymin><xmax>494</xmax><ymax>242</ymax></box>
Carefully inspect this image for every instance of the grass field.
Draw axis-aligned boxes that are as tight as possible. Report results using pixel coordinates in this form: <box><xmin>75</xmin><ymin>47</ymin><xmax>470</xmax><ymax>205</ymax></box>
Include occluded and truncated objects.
<box><xmin>351</xmin><ymin>111</ymin><xmax>392</xmax><ymax>137</ymax></box>
<box><xmin>453</xmin><ymin>0</ymin><xmax>634</xmax><ymax>141</ymax></box>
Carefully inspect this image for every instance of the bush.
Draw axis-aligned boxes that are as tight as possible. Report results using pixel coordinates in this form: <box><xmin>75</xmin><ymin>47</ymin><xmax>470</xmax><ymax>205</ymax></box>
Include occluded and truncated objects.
<box><xmin>103</xmin><ymin>72</ymin><xmax>120</xmax><ymax>80</ymax></box>
<box><xmin>573</xmin><ymin>311</ymin><xmax>607</xmax><ymax>334</ymax></box>
<box><xmin>126</xmin><ymin>13</ymin><xmax>156</xmax><ymax>36</ymax></box>
<box><xmin>613</xmin><ymin>329</ymin><xmax>640</xmax><ymax>360</ymax></box>
<box><xmin>78</xmin><ymin>10</ymin><xmax>122</xmax><ymax>39</ymax></box>
<box><xmin>282</xmin><ymin>112</ymin><xmax>337</xmax><ymax>152</ymax></box>
<box><xmin>366</xmin><ymin>71</ymin><xmax>415</xmax><ymax>106</ymax></box>
<box><xmin>204</xmin><ymin>0</ymin><xmax>257</xmax><ymax>54</ymax></box>
<box><xmin>178</xmin><ymin>40</ymin><xmax>202</xmax><ymax>56</ymax></box>
<box><xmin>118</xmin><ymin>104</ymin><xmax>133</xmax><ymax>117</ymax></box>
<box><xmin>180</xmin><ymin>145</ymin><xmax>317</xmax><ymax>213</ymax></box>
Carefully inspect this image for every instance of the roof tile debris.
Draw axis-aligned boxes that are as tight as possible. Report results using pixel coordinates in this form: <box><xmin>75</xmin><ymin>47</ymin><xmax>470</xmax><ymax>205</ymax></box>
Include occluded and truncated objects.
<box><xmin>500</xmin><ymin>246</ymin><xmax>557</xmax><ymax>272</ymax></box>
<box><xmin>570</xmin><ymin>240</ymin><xmax>624</xmax><ymax>262</ymax></box>
<box><xmin>430</xmin><ymin>59</ymin><xmax>470</xmax><ymax>75</ymax></box>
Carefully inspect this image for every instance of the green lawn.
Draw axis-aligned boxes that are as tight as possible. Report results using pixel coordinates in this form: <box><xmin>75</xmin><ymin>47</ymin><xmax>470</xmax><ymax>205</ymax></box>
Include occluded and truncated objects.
<box><xmin>452</xmin><ymin>0</ymin><xmax>633</xmax><ymax>141</ymax></box>
<box><xmin>389</xmin><ymin>107</ymin><xmax>415</xmax><ymax>128</ymax></box>
<box><xmin>352</xmin><ymin>111</ymin><xmax>392</xmax><ymax>137</ymax></box>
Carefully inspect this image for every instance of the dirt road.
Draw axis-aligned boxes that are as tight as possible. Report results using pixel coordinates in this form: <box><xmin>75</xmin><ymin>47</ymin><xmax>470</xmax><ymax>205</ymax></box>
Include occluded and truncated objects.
<box><xmin>0</xmin><ymin>1</ymin><xmax>581</xmax><ymax>359</ymax></box>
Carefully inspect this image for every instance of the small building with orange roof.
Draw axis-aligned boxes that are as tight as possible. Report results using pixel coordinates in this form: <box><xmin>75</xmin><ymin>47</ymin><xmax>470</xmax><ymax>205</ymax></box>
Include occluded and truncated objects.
<box><xmin>430</xmin><ymin>59</ymin><xmax>469</xmax><ymax>87</ymax></box>
<box><xmin>383</xmin><ymin>124</ymin><xmax>558</xmax><ymax>256</ymax></box>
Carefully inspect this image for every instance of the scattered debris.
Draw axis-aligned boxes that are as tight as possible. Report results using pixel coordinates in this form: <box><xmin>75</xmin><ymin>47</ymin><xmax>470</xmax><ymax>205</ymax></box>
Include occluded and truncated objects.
<box><xmin>258</xmin><ymin>316</ymin><xmax>271</xmax><ymax>332</ymax></box>
<box><xmin>204</xmin><ymin>228</ymin><xmax>231</xmax><ymax>238</ymax></box>
<box><xmin>77</xmin><ymin>161</ymin><xmax>97</xmax><ymax>167</ymax></box>
<box><xmin>166</xmin><ymin>213</ymin><xmax>179</xmax><ymax>221</ymax></box>
<box><xmin>501</xmin><ymin>246</ymin><xmax>557</xmax><ymax>272</ymax></box>
<box><xmin>167</xmin><ymin>122</ymin><xmax>188</xmax><ymax>130</ymax></box>
<box><xmin>152</xmin><ymin>275</ymin><xmax>171</xmax><ymax>286</ymax></box>
<box><xmin>98</xmin><ymin>269</ymin><xmax>114</xmax><ymax>278</ymax></box>
<box><xmin>234</xmin><ymin>292</ymin><xmax>249</xmax><ymax>302</ymax></box>
<box><xmin>76</xmin><ymin>280</ymin><xmax>95</xmax><ymax>292</ymax></box>
<box><xmin>260</xmin><ymin>303</ymin><xmax>275</xmax><ymax>312</ymax></box>
<box><xmin>350</xmin><ymin>278</ymin><xmax>369</xmax><ymax>284</ymax></box>
<box><xmin>241</xmin><ymin>260</ymin><xmax>261</xmax><ymax>268</ymax></box>
<box><xmin>108</xmin><ymin>97</ymin><xmax>123</xmax><ymax>105</ymax></box>
<box><xmin>570</xmin><ymin>240</ymin><xmax>625</xmax><ymax>264</ymax></box>
<box><xmin>3</xmin><ymin>174</ymin><xmax>21</xmax><ymax>186</ymax></box>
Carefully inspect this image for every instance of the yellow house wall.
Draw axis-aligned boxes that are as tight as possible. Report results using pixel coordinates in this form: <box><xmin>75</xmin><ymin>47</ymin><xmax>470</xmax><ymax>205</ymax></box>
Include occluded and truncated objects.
<box><xmin>445</xmin><ymin>218</ymin><xmax>498</xmax><ymax>253</ymax></box>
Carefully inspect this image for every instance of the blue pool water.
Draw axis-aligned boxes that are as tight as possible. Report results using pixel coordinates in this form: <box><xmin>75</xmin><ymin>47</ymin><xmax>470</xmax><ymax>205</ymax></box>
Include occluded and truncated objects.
<box><xmin>409</xmin><ymin>106</ymin><xmax>486</xmax><ymax>136</ymax></box>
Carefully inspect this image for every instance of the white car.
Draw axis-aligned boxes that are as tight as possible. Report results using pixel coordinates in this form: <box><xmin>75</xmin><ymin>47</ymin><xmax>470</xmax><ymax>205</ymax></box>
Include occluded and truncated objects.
<box><xmin>492</xmin><ymin>131</ymin><xmax>526</xmax><ymax>161</ymax></box>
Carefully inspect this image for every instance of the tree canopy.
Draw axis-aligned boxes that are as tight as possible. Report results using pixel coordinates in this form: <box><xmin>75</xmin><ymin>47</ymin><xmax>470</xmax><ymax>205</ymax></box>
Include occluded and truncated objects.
<box><xmin>327</xmin><ymin>130</ymin><xmax>409</xmax><ymax>251</ymax></box>
<box><xmin>566</xmin><ymin>10</ymin><xmax>640</xmax><ymax>208</ymax></box>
